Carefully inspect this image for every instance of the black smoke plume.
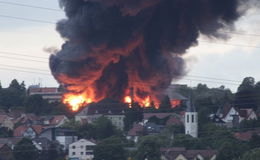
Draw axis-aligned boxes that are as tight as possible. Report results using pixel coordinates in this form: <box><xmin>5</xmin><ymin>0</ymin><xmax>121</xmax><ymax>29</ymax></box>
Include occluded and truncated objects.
<box><xmin>50</xmin><ymin>0</ymin><xmax>254</xmax><ymax>103</ymax></box>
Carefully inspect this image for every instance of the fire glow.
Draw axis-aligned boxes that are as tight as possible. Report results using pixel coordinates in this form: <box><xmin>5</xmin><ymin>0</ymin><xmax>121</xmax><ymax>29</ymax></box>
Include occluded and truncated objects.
<box><xmin>62</xmin><ymin>93</ymin><xmax>92</xmax><ymax>111</ymax></box>
<box><xmin>63</xmin><ymin>91</ymin><xmax>156</xmax><ymax>112</ymax></box>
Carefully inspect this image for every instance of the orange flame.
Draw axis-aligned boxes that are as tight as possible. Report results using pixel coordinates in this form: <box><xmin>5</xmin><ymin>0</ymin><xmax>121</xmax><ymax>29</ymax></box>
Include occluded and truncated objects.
<box><xmin>124</xmin><ymin>95</ymin><xmax>153</xmax><ymax>108</ymax></box>
<box><xmin>124</xmin><ymin>96</ymin><xmax>132</xmax><ymax>108</ymax></box>
<box><xmin>62</xmin><ymin>93</ymin><xmax>92</xmax><ymax>111</ymax></box>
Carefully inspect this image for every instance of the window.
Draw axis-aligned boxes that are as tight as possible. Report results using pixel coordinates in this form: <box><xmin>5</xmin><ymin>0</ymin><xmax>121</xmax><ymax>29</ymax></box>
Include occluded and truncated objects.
<box><xmin>81</xmin><ymin>152</ymin><xmax>84</xmax><ymax>155</ymax></box>
<box><xmin>80</xmin><ymin>145</ymin><xmax>83</xmax><ymax>149</ymax></box>
<box><xmin>72</xmin><ymin>146</ymin><xmax>76</xmax><ymax>149</ymax></box>
<box><xmin>72</xmin><ymin>152</ymin><xmax>75</xmax><ymax>155</ymax></box>
<box><xmin>192</xmin><ymin>115</ymin><xmax>194</xmax><ymax>123</ymax></box>
<box><xmin>187</xmin><ymin>115</ymin><xmax>189</xmax><ymax>123</ymax></box>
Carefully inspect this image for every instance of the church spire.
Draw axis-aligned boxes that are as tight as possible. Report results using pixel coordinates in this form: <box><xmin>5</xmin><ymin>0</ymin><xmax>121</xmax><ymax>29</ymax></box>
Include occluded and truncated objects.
<box><xmin>186</xmin><ymin>92</ymin><xmax>196</xmax><ymax>112</ymax></box>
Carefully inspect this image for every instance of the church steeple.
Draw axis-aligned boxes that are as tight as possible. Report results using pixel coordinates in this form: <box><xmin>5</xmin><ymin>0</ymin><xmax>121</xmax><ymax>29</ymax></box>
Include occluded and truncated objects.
<box><xmin>186</xmin><ymin>99</ymin><xmax>196</xmax><ymax>112</ymax></box>
<box><xmin>185</xmin><ymin>95</ymin><xmax>198</xmax><ymax>138</ymax></box>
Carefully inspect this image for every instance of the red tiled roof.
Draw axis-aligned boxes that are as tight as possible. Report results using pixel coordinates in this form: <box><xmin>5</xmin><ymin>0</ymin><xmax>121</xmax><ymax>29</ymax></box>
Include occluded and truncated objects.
<box><xmin>234</xmin><ymin>130</ymin><xmax>260</xmax><ymax>141</ymax></box>
<box><xmin>50</xmin><ymin>115</ymin><xmax>67</xmax><ymax>126</ymax></box>
<box><xmin>166</xmin><ymin>117</ymin><xmax>183</xmax><ymax>126</ymax></box>
<box><xmin>186</xmin><ymin>150</ymin><xmax>217</xmax><ymax>159</ymax></box>
<box><xmin>31</xmin><ymin>125</ymin><xmax>44</xmax><ymax>134</ymax></box>
<box><xmin>13</xmin><ymin>125</ymin><xmax>28</xmax><ymax>137</ymax></box>
<box><xmin>127</xmin><ymin>123</ymin><xmax>144</xmax><ymax>136</ymax></box>
<box><xmin>238</xmin><ymin>108</ymin><xmax>255</xmax><ymax>119</ymax></box>
<box><xmin>238</xmin><ymin>110</ymin><xmax>247</xmax><ymax>118</ymax></box>
<box><xmin>222</xmin><ymin>104</ymin><xmax>233</xmax><ymax>118</ymax></box>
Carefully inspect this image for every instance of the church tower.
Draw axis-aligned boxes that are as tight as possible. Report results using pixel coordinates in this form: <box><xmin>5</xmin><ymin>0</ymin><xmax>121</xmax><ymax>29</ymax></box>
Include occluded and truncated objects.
<box><xmin>185</xmin><ymin>98</ymin><xmax>198</xmax><ymax>138</ymax></box>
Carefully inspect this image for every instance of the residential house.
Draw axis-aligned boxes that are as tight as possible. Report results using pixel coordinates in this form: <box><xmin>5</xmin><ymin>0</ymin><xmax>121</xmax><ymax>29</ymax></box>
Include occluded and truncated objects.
<box><xmin>126</xmin><ymin>123</ymin><xmax>145</xmax><ymax>143</ymax></box>
<box><xmin>38</xmin><ymin>127</ymin><xmax>78</xmax><ymax>150</ymax></box>
<box><xmin>41</xmin><ymin>115</ymin><xmax>68</xmax><ymax>127</ymax></box>
<box><xmin>69</xmin><ymin>139</ymin><xmax>96</xmax><ymax>160</ymax></box>
<box><xmin>0</xmin><ymin>115</ymin><xmax>14</xmax><ymax>130</ymax></box>
<box><xmin>13</xmin><ymin>124</ymin><xmax>43</xmax><ymax>139</ymax></box>
<box><xmin>161</xmin><ymin>147</ymin><xmax>217</xmax><ymax>160</ymax></box>
<box><xmin>238</xmin><ymin>108</ymin><xmax>258</xmax><ymax>121</ymax></box>
<box><xmin>216</xmin><ymin>105</ymin><xmax>258</xmax><ymax>127</ymax></box>
<box><xmin>28</xmin><ymin>85</ymin><xmax>63</xmax><ymax>102</ymax></box>
<box><xmin>0</xmin><ymin>144</ymin><xmax>13</xmax><ymax>160</ymax></box>
<box><xmin>16</xmin><ymin>113</ymin><xmax>41</xmax><ymax>125</ymax></box>
<box><xmin>75</xmin><ymin>98</ymin><xmax>126</xmax><ymax>130</ymax></box>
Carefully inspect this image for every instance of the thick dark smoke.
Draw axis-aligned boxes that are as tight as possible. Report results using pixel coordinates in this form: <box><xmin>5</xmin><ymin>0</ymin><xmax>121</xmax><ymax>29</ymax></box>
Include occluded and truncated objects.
<box><xmin>50</xmin><ymin>0</ymin><xmax>252</xmax><ymax>102</ymax></box>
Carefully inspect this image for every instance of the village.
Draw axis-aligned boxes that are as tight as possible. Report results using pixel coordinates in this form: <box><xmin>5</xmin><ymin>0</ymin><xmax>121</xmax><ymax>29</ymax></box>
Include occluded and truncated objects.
<box><xmin>0</xmin><ymin>78</ymin><xmax>259</xmax><ymax>160</ymax></box>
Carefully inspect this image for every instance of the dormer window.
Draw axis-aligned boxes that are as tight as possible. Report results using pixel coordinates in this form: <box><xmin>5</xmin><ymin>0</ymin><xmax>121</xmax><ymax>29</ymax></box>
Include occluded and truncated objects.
<box><xmin>95</xmin><ymin>110</ymin><xmax>98</xmax><ymax>114</ymax></box>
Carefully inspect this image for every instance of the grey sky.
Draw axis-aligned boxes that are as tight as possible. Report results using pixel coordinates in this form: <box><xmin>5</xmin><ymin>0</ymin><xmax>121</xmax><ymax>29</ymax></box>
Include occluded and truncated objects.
<box><xmin>0</xmin><ymin>0</ymin><xmax>259</xmax><ymax>92</ymax></box>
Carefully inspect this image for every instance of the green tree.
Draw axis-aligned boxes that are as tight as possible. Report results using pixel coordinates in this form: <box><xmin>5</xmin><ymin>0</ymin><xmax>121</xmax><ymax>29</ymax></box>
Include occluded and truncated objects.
<box><xmin>238</xmin><ymin>148</ymin><xmax>260</xmax><ymax>160</ymax></box>
<box><xmin>61</xmin><ymin>119</ymin><xmax>81</xmax><ymax>130</ymax></box>
<box><xmin>249</xmin><ymin>134</ymin><xmax>260</xmax><ymax>149</ymax></box>
<box><xmin>217</xmin><ymin>141</ymin><xmax>249</xmax><ymax>160</ymax></box>
<box><xmin>24</xmin><ymin>95</ymin><xmax>51</xmax><ymax>115</ymax></box>
<box><xmin>135</xmin><ymin>136</ymin><xmax>161</xmax><ymax>160</ymax></box>
<box><xmin>235</xmin><ymin>77</ymin><xmax>257</xmax><ymax>110</ymax></box>
<box><xmin>93</xmin><ymin>137</ymin><xmax>127</xmax><ymax>160</ymax></box>
<box><xmin>13</xmin><ymin>138</ymin><xmax>39</xmax><ymax>160</ymax></box>
<box><xmin>93</xmin><ymin>116</ymin><xmax>119</xmax><ymax>140</ymax></box>
<box><xmin>124</xmin><ymin>104</ymin><xmax>143</xmax><ymax>131</ymax></box>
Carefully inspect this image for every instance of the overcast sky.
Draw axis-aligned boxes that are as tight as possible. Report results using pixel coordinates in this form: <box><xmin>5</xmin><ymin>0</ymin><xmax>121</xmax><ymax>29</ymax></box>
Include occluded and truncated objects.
<box><xmin>0</xmin><ymin>0</ymin><xmax>259</xmax><ymax>92</ymax></box>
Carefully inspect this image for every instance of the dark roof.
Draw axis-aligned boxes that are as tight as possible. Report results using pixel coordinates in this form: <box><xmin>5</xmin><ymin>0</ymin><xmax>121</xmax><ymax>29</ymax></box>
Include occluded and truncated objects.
<box><xmin>79</xmin><ymin>98</ymin><xmax>127</xmax><ymax>115</ymax></box>
<box><xmin>186</xmin><ymin>100</ymin><xmax>196</xmax><ymax>112</ymax></box>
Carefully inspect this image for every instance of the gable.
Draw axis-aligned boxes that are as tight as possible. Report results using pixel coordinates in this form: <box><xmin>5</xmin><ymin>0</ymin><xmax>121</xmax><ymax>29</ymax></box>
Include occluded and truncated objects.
<box><xmin>175</xmin><ymin>154</ymin><xmax>187</xmax><ymax>160</ymax></box>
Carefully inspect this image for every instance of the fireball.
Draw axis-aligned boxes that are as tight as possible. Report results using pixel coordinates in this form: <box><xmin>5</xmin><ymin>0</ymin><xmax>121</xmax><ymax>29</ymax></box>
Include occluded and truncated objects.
<box><xmin>124</xmin><ymin>96</ymin><xmax>132</xmax><ymax>108</ymax></box>
<box><xmin>62</xmin><ymin>93</ymin><xmax>92</xmax><ymax>111</ymax></box>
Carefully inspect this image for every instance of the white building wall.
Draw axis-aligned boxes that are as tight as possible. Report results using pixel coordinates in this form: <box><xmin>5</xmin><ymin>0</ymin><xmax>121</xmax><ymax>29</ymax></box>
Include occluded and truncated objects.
<box><xmin>222</xmin><ymin>107</ymin><xmax>238</xmax><ymax>123</ymax></box>
<box><xmin>185</xmin><ymin>112</ymin><xmax>198</xmax><ymax>138</ymax></box>
<box><xmin>69</xmin><ymin>139</ymin><xmax>96</xmax><ymax>160</ymax></box>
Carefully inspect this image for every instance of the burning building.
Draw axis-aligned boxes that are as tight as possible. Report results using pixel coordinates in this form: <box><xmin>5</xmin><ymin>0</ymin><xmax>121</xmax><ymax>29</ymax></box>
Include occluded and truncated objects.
<box><xmin>49</xmin><ymin>0</ymin><xmax>255</xmax><ymax>111</ymax></box>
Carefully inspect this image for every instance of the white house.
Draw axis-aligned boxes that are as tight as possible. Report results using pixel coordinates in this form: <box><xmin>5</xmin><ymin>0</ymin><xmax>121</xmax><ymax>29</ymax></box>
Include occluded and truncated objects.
<box><xmin>221</xmin><ymin>106</ymin><xmax>239</xmax><ymax>123</ymax></box>
<box><xmin>69</xmin><ymin>139</ymin><xmax>96</xmax><ymax>160</ymax></box>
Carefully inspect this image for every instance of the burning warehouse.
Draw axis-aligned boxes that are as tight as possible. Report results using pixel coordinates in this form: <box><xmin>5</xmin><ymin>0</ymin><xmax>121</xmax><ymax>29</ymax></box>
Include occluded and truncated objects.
<box><xmin>49</xmin><ymin>0</ymin><xmax>255</xmax><ymax>111</ymax></box>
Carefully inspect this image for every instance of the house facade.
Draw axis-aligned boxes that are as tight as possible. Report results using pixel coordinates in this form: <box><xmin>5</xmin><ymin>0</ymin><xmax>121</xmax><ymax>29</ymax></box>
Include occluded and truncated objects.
<box><xmin>0</xmin><ymin>115</ymin><xmax>14</xmax><ymax>130</ymax></box>
<box><xmin>28</xmin><ymin>85</ymin><xmax>63</xmax><ymax>102</ymax></box>
<box><xmin>69</xmin><ymin>139</ymin><xmax>96</xmax><ymax>160</ymax></box>
<box><xmin>75</xmin><ymin>98</ymin><xmax>126</xmax><ymax>130</ymax></box>
<box><xmin>39</xmin><ymin>127</ymin><xmax>78</xmax><ymax>150</ymax></box>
